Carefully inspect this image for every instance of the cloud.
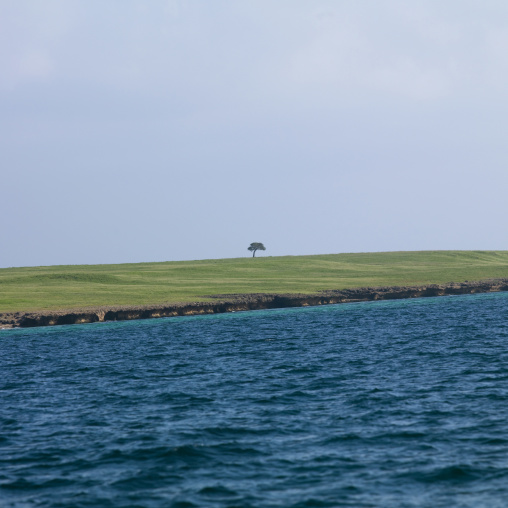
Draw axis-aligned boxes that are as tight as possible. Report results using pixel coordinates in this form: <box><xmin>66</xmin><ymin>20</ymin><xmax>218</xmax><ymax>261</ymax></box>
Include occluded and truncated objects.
<box><xmin>15</xmin><ymin>49</ymin><xmax>54</xmax><ymax>82</ymax></box>
<box><xmin>270</xmin><ymin>1</ymin><xmax>508</xmax><ymax>105</ymax></box>
<box><xmin>282</xmin><ymin>3</ymin><xmax>452</xmax><ymax>101</ymax></box>
<box><xmin>0</xmin><ymin>0</ymin><xmax>79</xmax><ymax>89</ymax></box>
<box><xmin>3</xmin><ymin>0</ymin><xmax>508</xmax><ymax>104</ymax></box>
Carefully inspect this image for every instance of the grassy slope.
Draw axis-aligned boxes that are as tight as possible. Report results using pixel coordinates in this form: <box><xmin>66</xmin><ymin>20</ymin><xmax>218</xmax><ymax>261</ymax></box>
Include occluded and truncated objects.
<box><xmin>1</xmin><ymin>250</ymin><xmax>508</xmax><ymax>313</ymax></box>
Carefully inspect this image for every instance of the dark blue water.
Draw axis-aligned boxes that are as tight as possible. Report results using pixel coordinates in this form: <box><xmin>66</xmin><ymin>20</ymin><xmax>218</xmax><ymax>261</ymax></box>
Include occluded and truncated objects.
<box><xmin>2</xmin><ymin>292</ymin><xmax>508</xmax><ymax>507</ymax></box>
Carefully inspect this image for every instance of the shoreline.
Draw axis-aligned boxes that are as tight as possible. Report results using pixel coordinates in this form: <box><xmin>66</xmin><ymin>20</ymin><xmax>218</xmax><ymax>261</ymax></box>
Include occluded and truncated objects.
<box><xmin>1</xmin><ymin>278</ymin><xmax>508</xmax><ymax>329</ymax></box>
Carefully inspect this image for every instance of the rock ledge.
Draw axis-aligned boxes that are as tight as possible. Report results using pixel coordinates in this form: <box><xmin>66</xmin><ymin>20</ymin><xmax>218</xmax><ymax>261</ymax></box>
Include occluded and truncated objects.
<box><xmin>2</xmin><ymin>279</ymin><xmax>507</xmax><ymax>329</ymax></box>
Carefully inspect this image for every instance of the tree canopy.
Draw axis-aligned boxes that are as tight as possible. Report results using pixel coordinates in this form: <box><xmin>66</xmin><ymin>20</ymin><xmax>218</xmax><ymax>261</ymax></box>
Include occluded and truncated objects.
<box><xmin>248</xmin><ymin>242</ymin><xmax>266</xmax><ymax>257</ymax></box>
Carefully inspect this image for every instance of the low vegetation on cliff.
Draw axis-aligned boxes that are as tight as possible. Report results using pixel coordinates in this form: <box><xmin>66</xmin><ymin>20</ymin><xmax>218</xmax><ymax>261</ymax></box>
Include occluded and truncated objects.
<box><xmin>1</xmin><ymin>250</ymin><xmax>508</xmax><ymax>314</ymax></box>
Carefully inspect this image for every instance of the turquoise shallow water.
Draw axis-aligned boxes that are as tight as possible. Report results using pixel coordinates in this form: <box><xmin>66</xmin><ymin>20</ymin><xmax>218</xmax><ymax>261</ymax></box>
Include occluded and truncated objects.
<box><xmin>2</xmin><ymin>292</ymin><xmax>508</xmax><ymax>507</ymax></box>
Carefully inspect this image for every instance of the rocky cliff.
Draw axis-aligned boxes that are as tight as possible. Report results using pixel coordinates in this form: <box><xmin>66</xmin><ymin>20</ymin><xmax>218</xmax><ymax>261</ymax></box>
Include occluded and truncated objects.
<box><xmin>1</xmin><ymin>279</ymin><xmax>507</xmax><ymax>329</ymax></box>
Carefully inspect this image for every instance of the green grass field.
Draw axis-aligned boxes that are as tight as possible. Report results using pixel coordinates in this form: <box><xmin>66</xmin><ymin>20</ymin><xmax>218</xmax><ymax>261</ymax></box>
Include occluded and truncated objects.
<box><xmin>1</xmin><ymin>251</ymin><xmax>508</xmax><ymax>313</ymax></box>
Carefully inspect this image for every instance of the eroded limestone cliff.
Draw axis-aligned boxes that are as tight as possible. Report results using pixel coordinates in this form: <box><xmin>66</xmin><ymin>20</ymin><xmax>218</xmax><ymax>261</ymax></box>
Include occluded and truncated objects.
<box><xmin>1</xmin><ymin>279</ymin><xmax>507</xmax><ymax>329</ymax></box>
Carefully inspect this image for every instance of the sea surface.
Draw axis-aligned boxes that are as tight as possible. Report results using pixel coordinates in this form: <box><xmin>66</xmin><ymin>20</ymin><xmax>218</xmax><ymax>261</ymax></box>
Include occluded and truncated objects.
<box><xmin>2</xmin><ymin>292</ymin><xmax>508</xmax><ymax>507</ymax></box>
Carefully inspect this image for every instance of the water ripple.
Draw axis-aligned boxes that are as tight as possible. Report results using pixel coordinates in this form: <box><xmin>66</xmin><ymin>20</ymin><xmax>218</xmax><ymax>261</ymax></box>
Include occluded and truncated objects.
<box><xmin>2</xmin><ymin>292</ymin><xmax>508</xmax><ymax>506</ymax></box>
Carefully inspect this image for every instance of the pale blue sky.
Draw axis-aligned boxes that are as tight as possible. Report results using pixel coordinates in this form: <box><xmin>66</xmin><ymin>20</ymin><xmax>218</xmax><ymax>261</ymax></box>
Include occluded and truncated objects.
<box><xmin>2</xmin><ymin>0</ymin><xmax>508</xmax><ymax>268</ymax></box>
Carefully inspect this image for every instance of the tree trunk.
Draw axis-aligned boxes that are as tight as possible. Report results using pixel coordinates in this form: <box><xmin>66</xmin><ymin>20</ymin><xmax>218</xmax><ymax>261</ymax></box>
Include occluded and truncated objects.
<box><xmin>252</xmin><ymin>251</ymin><xmax>256</xmax><ymax>257</ymax></box>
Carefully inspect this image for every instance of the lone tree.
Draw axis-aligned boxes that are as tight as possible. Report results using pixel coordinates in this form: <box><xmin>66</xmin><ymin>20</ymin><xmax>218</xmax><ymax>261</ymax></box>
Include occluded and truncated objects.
<box><xmin>248</xmin><ymin>242</ymin><xmax>266</xmax><ymax>257</ymax></box>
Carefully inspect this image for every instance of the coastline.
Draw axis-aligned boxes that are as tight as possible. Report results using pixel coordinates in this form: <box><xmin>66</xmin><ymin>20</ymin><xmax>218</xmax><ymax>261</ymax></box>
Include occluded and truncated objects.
<box><xmin>2</xmin><ymin>278</ymin><xmax>508</xmax><ymax>329</ymax></box>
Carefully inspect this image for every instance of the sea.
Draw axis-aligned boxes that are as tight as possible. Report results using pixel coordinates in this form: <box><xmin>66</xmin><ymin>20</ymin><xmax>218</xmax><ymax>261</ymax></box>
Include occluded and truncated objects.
<box><xmin>2</xmin><ymin>292</ymin><xmax>508</xmax><ymax>507</ymax></box>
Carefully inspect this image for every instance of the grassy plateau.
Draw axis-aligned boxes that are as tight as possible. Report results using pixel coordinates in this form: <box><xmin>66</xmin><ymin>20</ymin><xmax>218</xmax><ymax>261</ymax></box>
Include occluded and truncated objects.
<box><xmin>1</xmin><ymin>250</ymin><xmax>508</xmax><ymax>314</ymax></box>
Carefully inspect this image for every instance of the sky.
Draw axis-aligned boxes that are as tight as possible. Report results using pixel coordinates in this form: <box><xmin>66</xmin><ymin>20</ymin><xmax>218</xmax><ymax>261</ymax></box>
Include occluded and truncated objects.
<box><xmin>2</xmin><ymin>0</ymin><xmax>508</xmax><ymax>268</ymax></box>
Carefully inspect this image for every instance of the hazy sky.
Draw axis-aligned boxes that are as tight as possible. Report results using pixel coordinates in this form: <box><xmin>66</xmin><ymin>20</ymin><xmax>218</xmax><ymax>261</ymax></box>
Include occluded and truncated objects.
<box><xmin>2</xmin><ymin>0</ymin><xmax>508</xmax><ymax>268</ymax></box>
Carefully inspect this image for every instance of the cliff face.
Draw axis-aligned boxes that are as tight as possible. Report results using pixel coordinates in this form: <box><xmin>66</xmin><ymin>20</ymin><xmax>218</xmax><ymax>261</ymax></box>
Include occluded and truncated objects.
<box><xmin>2</xmin><ymin>279</ymin><xmax>508</xmax><ymax>329</ymax></box>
